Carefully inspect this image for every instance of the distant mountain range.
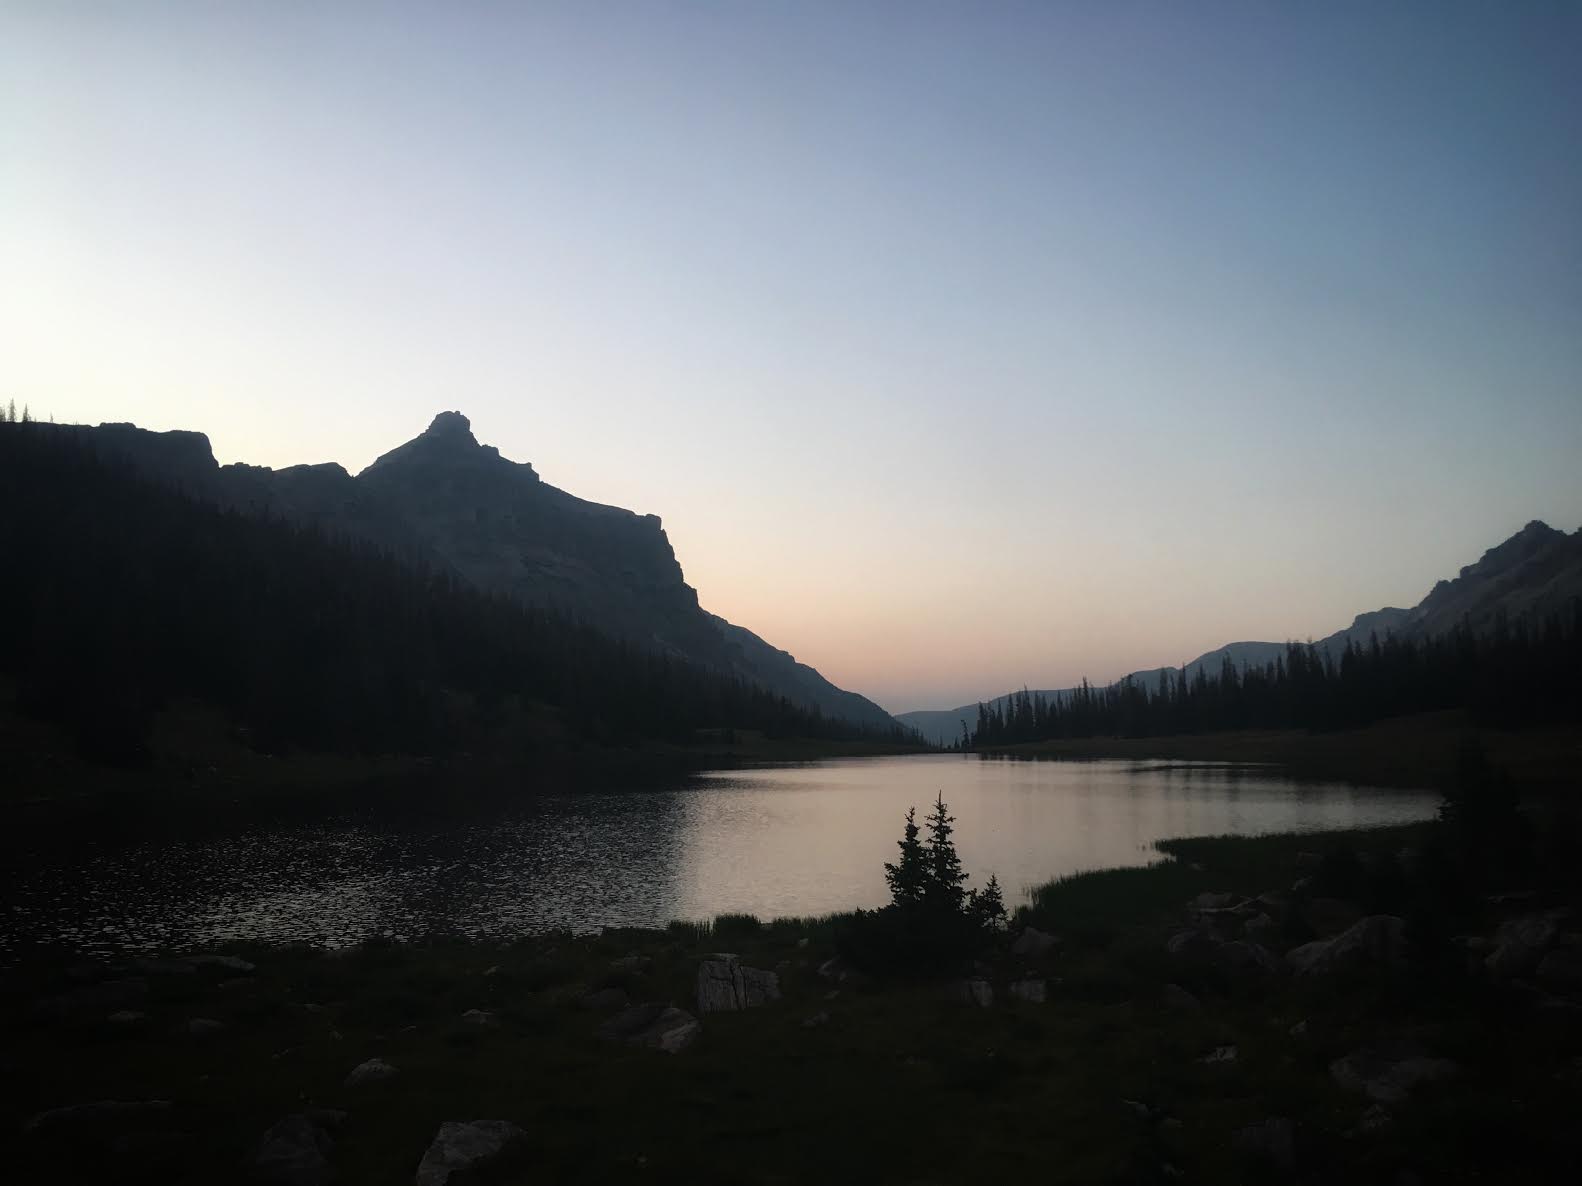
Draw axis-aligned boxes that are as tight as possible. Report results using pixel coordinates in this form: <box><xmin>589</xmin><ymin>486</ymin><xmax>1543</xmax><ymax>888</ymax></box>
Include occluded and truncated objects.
<box><xmin>55</xmin><ymin>412</ymin><xmax>899</xmax><ymax>732</ymax></box>
<box><xmin>898</xmin><ymin>520</ymin><xmax>1582</xmax><ymax>745</ymax></box>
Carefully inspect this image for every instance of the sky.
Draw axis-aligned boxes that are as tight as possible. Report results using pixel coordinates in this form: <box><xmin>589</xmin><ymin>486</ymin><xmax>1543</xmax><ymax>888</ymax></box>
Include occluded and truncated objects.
<box><xmin>4</xmin><ymin>1</ymin><xmax>1579</xmax><ymax>714</ymax></box>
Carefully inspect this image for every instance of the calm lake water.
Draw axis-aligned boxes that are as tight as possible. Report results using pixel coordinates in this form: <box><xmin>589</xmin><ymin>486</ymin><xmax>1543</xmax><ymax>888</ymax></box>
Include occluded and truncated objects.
<box><xmin>2</xmin><ymin>755</ymin><xmax>1436</xmax><ymax>959</ymax></box>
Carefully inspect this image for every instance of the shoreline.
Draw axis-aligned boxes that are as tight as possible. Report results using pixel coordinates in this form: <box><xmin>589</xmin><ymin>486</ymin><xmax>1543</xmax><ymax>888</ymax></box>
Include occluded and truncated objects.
<box><xmin>973</xmin><ymin>709</ymin><xmax>1581</xmax><ymax>793</ymax></box>
<box><xmin>12</xmin><ymin>817</ymin><xmax>1581</xmax><ymax>1184</ymax></box>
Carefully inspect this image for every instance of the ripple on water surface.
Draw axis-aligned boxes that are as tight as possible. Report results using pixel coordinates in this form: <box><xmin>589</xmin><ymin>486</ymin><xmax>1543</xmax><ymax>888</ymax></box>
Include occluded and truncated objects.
<box><xmin>0</xmin><ymin>755</ymin><xmax>1436</xmax><ymax>959</ymax></box>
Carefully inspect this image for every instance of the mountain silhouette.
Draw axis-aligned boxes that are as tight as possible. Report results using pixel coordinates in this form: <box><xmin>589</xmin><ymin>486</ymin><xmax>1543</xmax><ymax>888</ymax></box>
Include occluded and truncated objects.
<box><xmin>898</xmin><ymin>521</ymin><xmax>1582</xmax><ymax>744</ymax></box>
<box><xmin>48</xmin><ymin>412</ymin><xmax>898</xmax><ymax>731</ymax></box>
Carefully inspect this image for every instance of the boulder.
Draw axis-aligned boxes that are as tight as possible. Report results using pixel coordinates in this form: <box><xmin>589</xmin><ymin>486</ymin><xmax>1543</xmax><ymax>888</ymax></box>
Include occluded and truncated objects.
<box><xmin>1011</xmin><ymin>926</ymin><xmax>1060</xmax><ymax>957</ymax></box>
<box><xmin>460</xmin><ymin>1009</ymin><xmax>499</xmax><ymax>1027</ymax></box>
<box><xmin>1253</xmin><ymin>891</ymin><xmax>1292</xmax><ymax>921</ymax></box>
<box><xmin>1009</xmin><ymin>978</ymin><xmax>1047</xmax><ymax>1004</ymax></box>
<box><xmin>597</xmin><ymin>1004</ymin><xmax>701</xmax><ymax>1053</ymax></box>
<box><xmin>1243</xmin><ymin>914</ymin><xmax>1280</xmax><ymax>947</ymax></box>
<box><xmin>695</xmin><ymin>955</ymin><xmax>780</xmax><ymax>1014</ymax></box>
<box><xmin>1537</xmin><ymin>946</ymin><xmax>1582</xmax><ymax>992</ymax></box>
<box><xmin>1286</xmin><ymin>916</ymin><xmax>1406</xmax><ymax>978</ymax></box>
<box><xmin>413</xmin><ymin>1120</ymin><xmax>528</xmax><ymax>1186</ymax></box>
<box><xmin>250</xmin><ymin>1111</ymin><xmax>343</xmax><ymax>1186</ymax></box>
<box><xmin>1161</xmin><ymin>983</ymin><xmax>1202</xmax><ymax>1013</ymax></box>
<box><xmin>817</xmin><ymin>957</ymin><xmax>853</xmax><ymax>983</ymax></box>
<box><xmin>1199</xmin><ymin>1044</ymin><xmax>1238</xmax><ymax>1064</ymax></box>
<box><xmin>1193</xmin><ymin>891</ymin><xmax>1240</xmax><ymax>911</ymax></box>
<box><xmin>1216</xmin><ymin>940</ymin><xmax>1284</xmax><ymax>982</ymax></box>
<box><xmin>801</xmin><ymin>1010</ymin><xmax>830</xmax><ymax>1029</ymax></box>
<box><xmin>1233</xmin><ymin>1117</ymin><xmax>1295</xmax><ymax>1174</ymax></box>
<box><xmin>107</xmin><ymin>1010</ymin><xmax>147</xmax><ymax>1026</ymax></box>
<box><xmin>1192</xmin><ymin>907</ymin><xmax>1249</xmax><ymax>940</ymax></box>
<box><xmin>1165</xmin><ymin>927</ymin><xmax>1221</xmax><ymax>963</ymax></box>
<box><xmin>1330</xmin><ymin>1045</ymin><xmax>1460</xmax><ymax>1104</ymax></box>
<box><xmin>1485</xmin><ymin>915</ymin><xmax>1560</xmax><ymax>981</ymax></box>
<box><xmin>1302</xmin><ymin>897</ymin><xmax>1363</xmax><ymax>938</ymax></box>
<box><xmin>343</xmin><ymin>1058</ymin><xmax>398</xmax><ymax>1088</ymax></box>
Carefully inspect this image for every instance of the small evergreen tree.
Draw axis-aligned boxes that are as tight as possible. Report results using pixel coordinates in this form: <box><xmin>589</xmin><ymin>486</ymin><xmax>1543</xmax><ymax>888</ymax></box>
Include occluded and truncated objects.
<box><xmin>922</xmin><ymin>792</ymin><xmax>968</xmax><ymax>916</ymax></box>
<box><xmin>969</xmin><ymin>874</ymin><xmax>1007</xmax><ymax>930</ymax></box>
<box><xmin>883</xmin><ymin>805</ymin><xmax>927</xmax><ymax>908</ymax></box>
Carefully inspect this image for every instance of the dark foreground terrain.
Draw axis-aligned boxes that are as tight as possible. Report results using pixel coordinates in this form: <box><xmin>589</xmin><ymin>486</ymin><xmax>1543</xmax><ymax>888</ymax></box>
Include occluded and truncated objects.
<box><xmin>8</xmin><ymin>821</ymin><xmax>1581</xmax><ymax>1185</ymax></box>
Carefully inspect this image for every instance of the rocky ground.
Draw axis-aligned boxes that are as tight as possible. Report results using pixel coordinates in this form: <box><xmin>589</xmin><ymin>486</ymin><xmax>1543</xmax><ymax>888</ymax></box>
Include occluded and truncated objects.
<box><xmin>6</xmin><ymin>823</ymin><xmax>1581</xmax><ymax>1184</ymax></box>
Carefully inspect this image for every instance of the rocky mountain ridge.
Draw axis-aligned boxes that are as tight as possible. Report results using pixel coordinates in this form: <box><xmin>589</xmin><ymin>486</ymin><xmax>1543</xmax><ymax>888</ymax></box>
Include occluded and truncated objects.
<box><xmin>899</xmin><ymin>521</ymin><xmax>1582</xmax><ymax>744</ymax></box>
<box><xmin>51</xmin><ymin>413</ymin><xmax>899</xmax><ymax>732</ymax></box>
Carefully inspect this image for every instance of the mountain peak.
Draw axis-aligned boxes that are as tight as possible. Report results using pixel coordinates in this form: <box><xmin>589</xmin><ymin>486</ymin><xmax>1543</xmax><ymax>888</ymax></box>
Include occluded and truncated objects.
<box><xmin>424</xmin><ymin>410</ymin><xmax>475</xmax><ymax>442</ymax></box>
<box><xmin>361</xmin><ymin>410</ymin><xmax>512</xmax><ymax>476</ymax></box>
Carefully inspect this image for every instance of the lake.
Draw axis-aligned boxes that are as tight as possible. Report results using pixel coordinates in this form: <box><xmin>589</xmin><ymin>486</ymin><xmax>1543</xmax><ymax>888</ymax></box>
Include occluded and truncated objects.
<box><xmin>1</xmin><ymin>755</ymin><xmax>1437</xmax><ymax>959</ymax></box>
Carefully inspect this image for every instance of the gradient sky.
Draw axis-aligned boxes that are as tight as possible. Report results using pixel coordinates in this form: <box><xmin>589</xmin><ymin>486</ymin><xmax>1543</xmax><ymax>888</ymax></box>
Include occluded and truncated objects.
<box><xmin>4</xmin><ymin>2</ymin><xmax>1580</xmax><ymax>713</ymax></box>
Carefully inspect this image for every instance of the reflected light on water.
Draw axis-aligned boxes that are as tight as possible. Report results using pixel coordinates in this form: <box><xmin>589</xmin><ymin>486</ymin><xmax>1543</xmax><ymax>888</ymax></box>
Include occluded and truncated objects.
<box><xmin>0</xmin><ymin>756</ymin><xmax>1436</xmax><ymax>959</ymax></box>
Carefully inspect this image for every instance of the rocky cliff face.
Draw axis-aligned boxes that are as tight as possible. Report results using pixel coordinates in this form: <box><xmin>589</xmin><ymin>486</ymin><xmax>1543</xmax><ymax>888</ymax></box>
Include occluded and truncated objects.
<box><xmin>355</xmin><ymin>412</ymin><xmax>723</xmax><ymax>660</ymax></box>
<box><xmin>50</xmin><ymin>412</ymin><xmax>899</xmax><ymax>731</ymax></box>
<box><xmin>1406</xmin><ymin>520</ymin><xmax>1582</xmax><ymax>637</ymax></box>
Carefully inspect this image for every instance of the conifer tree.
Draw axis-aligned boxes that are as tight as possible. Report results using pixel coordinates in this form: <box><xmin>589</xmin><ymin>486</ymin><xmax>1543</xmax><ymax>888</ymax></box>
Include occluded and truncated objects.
<box><xmin>922</xmin><ymin>792</ymin><xmax>968</xmax><ymax>915</ymax></box>
<box><xmin>883</xmin><ymin>805</ymin><xmax>927</xmax><ymax>909</ymax></box>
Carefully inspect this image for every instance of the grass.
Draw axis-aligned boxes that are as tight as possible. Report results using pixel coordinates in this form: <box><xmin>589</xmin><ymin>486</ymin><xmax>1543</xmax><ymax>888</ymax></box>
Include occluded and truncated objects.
<box><xmin>9</xmin><ymin>819</ymin><xmax>1580</xmax><ymax>1185</ymax></box>
<box><xmin>981</xmin><ymin>709</ymin><xmax>1582</xmax><ymax>793</ymax></box>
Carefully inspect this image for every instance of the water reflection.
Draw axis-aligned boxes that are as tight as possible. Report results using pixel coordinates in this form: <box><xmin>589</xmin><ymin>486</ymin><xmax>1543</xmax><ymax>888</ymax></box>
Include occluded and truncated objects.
<box><xmin>0</xmin><ymin>755</ymin><xmax>1435</xmax><ymax>959</ymax></box>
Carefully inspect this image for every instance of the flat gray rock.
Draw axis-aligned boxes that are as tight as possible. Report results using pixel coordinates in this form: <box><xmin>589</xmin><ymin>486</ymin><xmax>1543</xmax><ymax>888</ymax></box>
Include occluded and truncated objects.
<box><xmin>597</xmin><ymin>1004</ymin><xmax>701</xmax><ymax>1053</ymax></box>
<box><xmin>413</xmin><ymin>1119</ymin><xmax>528</xmax><ymax>1186</ymax></box>
<box><xmin>695</xmin><ymin>955</ymin><xmax>780</xmax><ymax>1014</ymax></box>
<box><xmin>1330</xmin><ymin>1045</ymin><xmax>1460</xmax><ymax>1104</ymax></box>
<box><xmin>1485</xmin><ymin>915</ymin><xmax>1560</xmax><ymax>980</ymax></box>
<box><xmin>343</xmin><ymin>1058</ymin><xmax>398</xmax><ymax>1088</ymax></box>
<box><xmin>1287</xmin><ymin>916</ymin><xmax>1406</xmax><ymax>978</ymax></box>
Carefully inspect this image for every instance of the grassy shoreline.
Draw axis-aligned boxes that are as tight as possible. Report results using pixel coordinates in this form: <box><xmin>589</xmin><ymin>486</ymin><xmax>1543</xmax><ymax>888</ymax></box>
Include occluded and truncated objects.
<box><xmin>977</xmin><ymin>709</ymin><xmax>1582</xmax><ymax>793</ymax></box>
<box><xmin>11</xmin><ymin>817</ymin><xmax>1581</xmax><ymax>1184</ymax></box>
